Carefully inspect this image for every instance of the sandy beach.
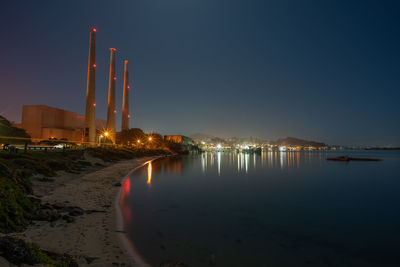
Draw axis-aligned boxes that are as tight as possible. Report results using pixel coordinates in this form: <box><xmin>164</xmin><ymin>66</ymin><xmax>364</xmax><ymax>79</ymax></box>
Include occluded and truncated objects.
<box><xmin>10</xmin><ymin>154</ymin><xmax>163</xmax><ymax>267</ymax></box>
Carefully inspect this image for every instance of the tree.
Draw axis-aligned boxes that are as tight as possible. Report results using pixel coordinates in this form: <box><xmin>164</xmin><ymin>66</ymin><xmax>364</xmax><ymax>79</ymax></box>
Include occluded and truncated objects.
<box><xmin>116</xmin><ymin>128</ymin><xmax>146</xmax><ymax>146</ymax></box>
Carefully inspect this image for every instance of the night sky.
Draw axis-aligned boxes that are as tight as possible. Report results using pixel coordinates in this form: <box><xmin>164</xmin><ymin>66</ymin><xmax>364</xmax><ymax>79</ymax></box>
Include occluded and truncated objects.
<box><xmin>0</xmin><ymin>0</ymin><xmax>399</xmax><ymax>146</ymax></box>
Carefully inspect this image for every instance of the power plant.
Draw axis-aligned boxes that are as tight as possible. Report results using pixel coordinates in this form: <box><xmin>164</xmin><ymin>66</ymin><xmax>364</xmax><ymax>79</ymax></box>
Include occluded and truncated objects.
<box><xmin>15</xmin><ymin>28</ymin><xmax>133</xmax><ymax>145</ymax></box>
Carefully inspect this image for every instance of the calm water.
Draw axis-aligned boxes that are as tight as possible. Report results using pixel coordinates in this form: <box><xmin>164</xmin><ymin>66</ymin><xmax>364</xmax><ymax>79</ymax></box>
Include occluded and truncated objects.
<box><xmin>119</xmin><ymin>151</ymin><xmax>400</xmax><ymax>267</ymax></box>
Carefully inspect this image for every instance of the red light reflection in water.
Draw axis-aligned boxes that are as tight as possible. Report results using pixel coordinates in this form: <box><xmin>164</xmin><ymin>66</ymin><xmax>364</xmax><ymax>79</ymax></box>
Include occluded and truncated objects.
<box><xmin>120</xmin><ymin>178</ymin><xmax>132</xmax><ymax>225</ymax></box>
<box><xmin>123</xmin><ymin>178</ymin><xmax>130</xmax><ymax>193</ymax></box>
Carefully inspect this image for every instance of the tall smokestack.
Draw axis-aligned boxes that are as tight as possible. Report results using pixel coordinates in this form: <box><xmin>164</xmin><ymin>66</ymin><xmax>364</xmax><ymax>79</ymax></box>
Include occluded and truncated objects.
<box><xmin>121</xmin><ymin>60</ymin><xmax>130</xmax><ymax>131</ymax></box>
<box><xmin>106</xmin><ymin>48</ymin><xmax>116</xmax><ymax>143</ymax></box>
<box><xmin>84</xmin><ymin>28</ymin><xmax>96</xmax><ymax>144</ymax></box>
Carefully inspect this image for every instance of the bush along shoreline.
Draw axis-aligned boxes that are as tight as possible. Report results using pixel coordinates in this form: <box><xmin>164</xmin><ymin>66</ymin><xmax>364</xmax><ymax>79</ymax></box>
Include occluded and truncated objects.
<box><xmin>0</xmin><ymin>147</ymin><xmax>176</xmax><ymax>266</ymax></box>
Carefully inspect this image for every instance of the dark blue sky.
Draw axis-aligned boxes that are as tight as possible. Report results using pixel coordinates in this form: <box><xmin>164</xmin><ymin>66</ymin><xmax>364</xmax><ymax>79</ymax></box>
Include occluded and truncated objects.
<box><xmin>0</xmin><ymin>0</ymin><xmax>399</xmax><ymax>146</ymax></box>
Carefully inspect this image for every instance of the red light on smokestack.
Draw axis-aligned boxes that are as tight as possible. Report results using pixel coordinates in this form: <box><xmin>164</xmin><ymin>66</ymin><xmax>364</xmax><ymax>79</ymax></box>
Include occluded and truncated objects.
<box><xmin>128</xmin><ymin>114</ymin><xmax>130</xmax><ymax>118</ymax></box>
<box><xmin>113</xmin><ymin>76</ymin><xmax>117</xmax><ymax>80</ymax></box>
<box><xmin>127</xmin><ymin>85</ymin><xmax>130</xmax><ymax>89</ymax></box>
<box><xmin>92</xmin><ymin>28</ymin><xmax>97</xmax><ymax>32</ymax></box>
<box><xmin>93</xmin><ymin>103</ymin><xmax>96</xmax><ymax>107</ymax></box>
<box><xmin>125</xmin><ymin>60</ymin><xmax>128</xmax><ymax>63</ymax></box>
<box><xmin>93</xmin><ymin>64</ymin><xmax>96</xmax><ymax>68</ymax></box>
<box><xmin>110</xmin><ymin>48</ymin><xmax>116</xmax><ymax>51</ymax></box>
<box><xmin>114</xmin><ymin>110</ymin><xmax>117</xmax><ymax>114</ymax></box>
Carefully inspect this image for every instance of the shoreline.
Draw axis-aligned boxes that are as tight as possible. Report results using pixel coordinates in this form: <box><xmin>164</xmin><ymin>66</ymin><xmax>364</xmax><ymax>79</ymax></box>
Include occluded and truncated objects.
<box><xmin>114</xmin><ymin>159</ymin><xmax>156</xmax><ymax>267</ymax></box>
<box><xmin>11</xmin><ymin>154</ymin><xmax>167</xmax><ymax>266</ymax></box>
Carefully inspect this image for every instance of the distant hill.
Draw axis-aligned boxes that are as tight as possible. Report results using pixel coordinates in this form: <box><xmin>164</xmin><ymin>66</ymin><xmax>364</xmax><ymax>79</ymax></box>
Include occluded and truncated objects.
<box><xmin>0</xmin><ymin>115</ymin><xmax>31</xmax><ymax>143</ymax></box>
<box><xmin>190</xmin><ymin>133</ymin><xmax>216</xmax><ymax>141</ymax></box>
<box><xmin>273</xmin><ymin>137</ymin><xmax>326</xmax><ymax>147</ymax></box>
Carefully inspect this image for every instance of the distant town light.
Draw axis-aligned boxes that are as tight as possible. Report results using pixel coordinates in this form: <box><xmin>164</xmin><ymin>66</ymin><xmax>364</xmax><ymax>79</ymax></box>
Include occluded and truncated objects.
<box><xmin>201</xmin><ymin>141</ymin><xmax>205</xmax><ymax>145</ymax></box>
<box><xmin>149</xmin><ymin>137</ymin><xmax>152</xmax><ymax>141</ymax></box>
<box><xmin>217</xmin><ymin>144</ymin><xmax>222</xmax><ymax>149</ymax></box>
<box><xmin>104</xmin><ymin>131</ymin><xmax>109</xmax><ymax>137</ymax></box>
<box><xmin>137</xmin><ymin>140</ymin><xmax>141</xmax><ymax>143</ymax></box>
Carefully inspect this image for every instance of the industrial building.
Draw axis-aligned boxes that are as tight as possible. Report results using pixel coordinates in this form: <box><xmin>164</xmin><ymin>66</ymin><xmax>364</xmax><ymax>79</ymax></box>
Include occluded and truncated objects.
<box><xmin>15</xmin><ymin>105</ymin><xmax>106</xmax><ymax>142</ymax></box>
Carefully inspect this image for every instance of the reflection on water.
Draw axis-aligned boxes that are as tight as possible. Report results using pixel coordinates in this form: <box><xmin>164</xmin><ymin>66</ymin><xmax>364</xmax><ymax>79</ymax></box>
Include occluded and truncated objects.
<box><xmin>120</xmin><ymin>178</ymin><xmax>132</xmax><ymax>225</ymax></box>
<box><xmin>164</xmin><ymin>157</ymin><xmax>182</xmax><ymax>175</ymax></box>
<box><xmin>147</xmin><ymin>161</ymin><xmax>152</xmax><ymax>185</ymax></box>
<box><xmin>217</xmin><ymin>152</ymin><xmax>221</xmax><ymax>176</ymax></box>
<box><xmin>120</xmin><ymin>151</ymin><xmax>400</xmax><ymax>267</ymax></box>
<box><xmin>200</xmin><ymin>151</ymin><xmax>308</xmax><ymax>175</ymax></box>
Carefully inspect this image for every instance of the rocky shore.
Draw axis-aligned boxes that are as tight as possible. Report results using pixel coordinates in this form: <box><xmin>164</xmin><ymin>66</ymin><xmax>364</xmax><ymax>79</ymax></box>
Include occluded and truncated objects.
<box><xmin>1</xmin><ymin>153</ymin><xmax>164</xmax><ymax>266</ymax></box>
